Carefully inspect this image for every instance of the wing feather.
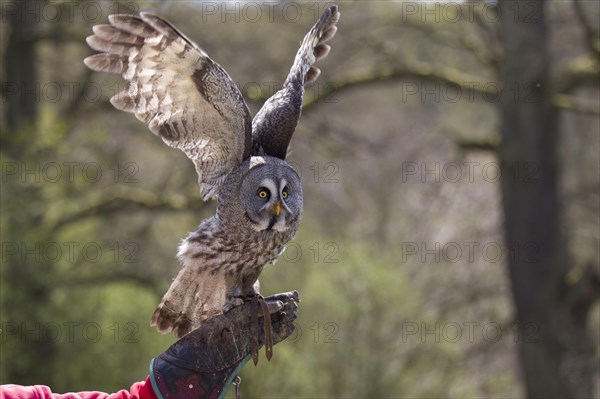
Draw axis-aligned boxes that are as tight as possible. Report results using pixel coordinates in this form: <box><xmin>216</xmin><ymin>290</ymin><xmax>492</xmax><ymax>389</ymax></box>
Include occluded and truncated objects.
<box><xmin>251</xmin><ymin>5</ymin><xmax>340</xmax><ymax>159</ymax></box>
<box><xmin>84</xmin><ymin>13</ymin><xmax>252</xmax><ymax>200</ymax></box>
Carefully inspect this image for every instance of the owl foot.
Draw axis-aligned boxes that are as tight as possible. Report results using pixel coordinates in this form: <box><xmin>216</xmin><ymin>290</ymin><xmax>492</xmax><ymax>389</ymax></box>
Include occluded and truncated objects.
<box><xmin>223</xmin><ymin>292</ymin><xmax>274</xmax><ymax>365</ymax></box>
<box><xmin>222</xmin><ymin>283</ymin><xmax>260</xmax><ymax>314</ymax></box>
<box><xmin>222</xmin><ymin>297</ymin><xmax>244</xmax><ymax>314</ymax></box>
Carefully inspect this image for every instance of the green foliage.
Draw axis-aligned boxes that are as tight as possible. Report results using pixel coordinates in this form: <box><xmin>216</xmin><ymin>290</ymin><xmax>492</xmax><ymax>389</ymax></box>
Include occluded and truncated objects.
<box><xmin>241</xmin><ymin>237</ymin><xmax>424</xmax><ymax>397</ymax></box>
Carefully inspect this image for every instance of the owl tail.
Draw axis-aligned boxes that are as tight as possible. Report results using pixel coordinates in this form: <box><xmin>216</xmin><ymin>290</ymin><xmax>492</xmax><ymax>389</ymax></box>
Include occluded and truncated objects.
<box><xmin>150</xmin><ymin>265</ymin><xmax>225</xmax><ymax>338</ymax></box>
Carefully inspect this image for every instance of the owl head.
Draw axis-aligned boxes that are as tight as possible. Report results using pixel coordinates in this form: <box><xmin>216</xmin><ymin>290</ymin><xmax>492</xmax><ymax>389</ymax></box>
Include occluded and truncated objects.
<box><xmin>218</xmin><ymin>156</ymin><xmax>303</xmax><ymax>233</ymax></box>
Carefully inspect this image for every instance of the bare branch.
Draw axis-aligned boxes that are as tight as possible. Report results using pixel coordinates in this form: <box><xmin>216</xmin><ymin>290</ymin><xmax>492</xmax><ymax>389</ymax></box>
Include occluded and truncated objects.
<box><xmin>552</xmin><ymin>94</ymin><xmax>600</xmax><ymax>115</ymax></box>
<box><xmin>573</xmin><ymin>0</ymin><xmax>600</xmax><ymax>56</ymax></box>
<box><xmin>553</xmin><ymin>55</ymin><xmax>600</xmax><ymax>93</ymax></box>
<box><xmin>302</xmin><ymin>63</ymin><xmax>598</xmax><ymax>116</ymax></box>
<box><xmin>47</xmin><ymin>188</ymin><xmax>208</xmax><ymax>234</ymax></box>
<box><xmin>303</xmin><ymin>63</ymin><xmax>492</xmax><ymax>111</ymax></box>
<box><xmin>402</xmin><ymin>18</ymin><xmax>500</xmax><ymax>67</ymax></box>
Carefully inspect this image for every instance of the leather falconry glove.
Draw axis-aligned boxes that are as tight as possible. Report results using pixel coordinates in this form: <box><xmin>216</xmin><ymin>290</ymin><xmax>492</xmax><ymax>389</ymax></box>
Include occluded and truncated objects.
<box><xmin>149</xmin><ymin>291</ymin><xmax>299</xmax><ymax>399</ymax></box>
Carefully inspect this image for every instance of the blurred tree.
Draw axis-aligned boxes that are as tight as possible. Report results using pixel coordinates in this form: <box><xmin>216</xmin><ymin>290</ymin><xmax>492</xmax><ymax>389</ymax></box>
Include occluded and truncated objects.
<box><xmin>2</xmin><ymin>0</ymin><xmax>55</xmax><ymax>384</ymax></box>
<box><xmin>3</xmin><ymin>0</ymin><xmax>38</xmax><ymax>130</ymax></box>
<box><xmin>498</xmin><ymin>1</ymin><xmax>597</xmax><ymax>397</ymax></box>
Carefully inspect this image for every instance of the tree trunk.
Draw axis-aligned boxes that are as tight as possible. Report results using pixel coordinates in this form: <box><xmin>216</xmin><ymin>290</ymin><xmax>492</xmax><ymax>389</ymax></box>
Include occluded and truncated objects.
<box><xmin>2</xmin><ymin>0</ymin><xmax>59</xmax><ymax>386</ymax></box>
<box><xmin>3</xmin><ymin>0</ymin><xmax>39</xmax><ymax>131</ymax></box>
<box><xmin>498</xmin><ymin>1</ymin><xmax>594</xmax><ymax>397</ymax></box>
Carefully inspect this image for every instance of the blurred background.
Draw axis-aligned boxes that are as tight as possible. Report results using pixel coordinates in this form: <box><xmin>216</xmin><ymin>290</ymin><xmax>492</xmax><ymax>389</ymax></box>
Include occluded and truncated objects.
<box><xmin>1</xmin><ymin>1</ymin><xmax>599</xmax><ymax>398</ymax></box>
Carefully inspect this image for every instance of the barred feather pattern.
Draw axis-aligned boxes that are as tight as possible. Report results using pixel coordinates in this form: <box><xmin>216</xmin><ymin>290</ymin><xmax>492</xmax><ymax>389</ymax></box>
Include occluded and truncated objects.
<box><xmin>150</xmin><ymin>214</ymin><xmax>292</xmax><ymax>338</ymax></box>
<box><xmin>84</xmin><ymin>12</ymin><xmax>252</xmax><ymax>200</ymax></box>
<box><xmin>252</xmin><ymin>5</ymin><xmax>340</xmax><ymax>159</ymax></box>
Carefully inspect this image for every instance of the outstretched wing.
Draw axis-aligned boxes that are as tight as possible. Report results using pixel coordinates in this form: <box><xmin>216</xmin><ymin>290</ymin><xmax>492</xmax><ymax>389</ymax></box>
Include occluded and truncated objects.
<box><xmin>84</xmin><ymin>13</ymin><xmax>252</xmax><ymax>200</ymax></box>
<box><xmin>252</xmin><ymin>5</ymin><xmax>340</xmax><ymax>159</ymax></box>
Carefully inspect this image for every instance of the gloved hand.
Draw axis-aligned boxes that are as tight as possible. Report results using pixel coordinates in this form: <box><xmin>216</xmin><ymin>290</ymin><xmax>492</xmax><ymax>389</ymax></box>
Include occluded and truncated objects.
<box><xmin>149</xmin><ymin>291</ymin><xmax>299</xmax><ymax>399</ymax></box>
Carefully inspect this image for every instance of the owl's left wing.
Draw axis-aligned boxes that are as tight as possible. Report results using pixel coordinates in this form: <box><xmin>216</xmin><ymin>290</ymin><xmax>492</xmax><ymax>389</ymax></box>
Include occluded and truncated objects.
<box><xmin>84</xmin><ymin>13</ymin><xmax>252</xmax><ymax>200</ymax></box>
<box><xmin>252</xmin><ymin>5</ymin><xmax>340</xmax><ymax>159</ymax></box>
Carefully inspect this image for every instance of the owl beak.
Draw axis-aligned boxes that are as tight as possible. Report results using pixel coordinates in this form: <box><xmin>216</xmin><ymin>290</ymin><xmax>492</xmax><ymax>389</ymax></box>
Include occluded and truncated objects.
<box><xmin>273</xmin><ymin>200</ymin><xmax>282</xmax><ymax>217</ymax></box>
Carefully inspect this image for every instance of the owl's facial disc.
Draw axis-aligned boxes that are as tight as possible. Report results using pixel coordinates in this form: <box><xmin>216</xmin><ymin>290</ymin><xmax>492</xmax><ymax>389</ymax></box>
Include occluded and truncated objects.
<box><xmin>244</xmin><ymin>173</ymin><xmax>298</xmax><ymax>232</ymax></box>
<box><xmin>239</xmin><ymin>161</ymin><xmax>302</xmax><ymax>233</ymax></box>
<box><xmin>256</xmin><ymin>177</ymin><xmax>292</xmax><ymax>231</ymax></box>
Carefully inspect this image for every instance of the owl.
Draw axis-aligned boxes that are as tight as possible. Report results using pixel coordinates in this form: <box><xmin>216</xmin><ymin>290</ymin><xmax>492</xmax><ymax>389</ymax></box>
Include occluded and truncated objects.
<box><xmin>84</xmin><ymin>6</ymin><xmax>340</xmax><ymax>338</ymax></box>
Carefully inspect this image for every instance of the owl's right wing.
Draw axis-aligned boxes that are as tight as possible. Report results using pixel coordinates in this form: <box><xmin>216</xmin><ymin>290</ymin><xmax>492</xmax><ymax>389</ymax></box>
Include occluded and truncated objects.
<box><xmin>251</xmin><ymin>5</ymin><xmax>340</xmax><ymax>159</ymax></box>
<box><xmin>84</xmin><ymin>13</ymin><xmax>252</xmax><ymax>200</ymax></box>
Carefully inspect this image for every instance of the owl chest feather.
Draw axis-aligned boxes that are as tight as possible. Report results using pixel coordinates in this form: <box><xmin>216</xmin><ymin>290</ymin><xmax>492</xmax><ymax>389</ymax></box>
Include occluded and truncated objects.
<box><xmin>179</xmin><ymin>216</ymin><xmax>292</xmax><ymax>280</ymax></box>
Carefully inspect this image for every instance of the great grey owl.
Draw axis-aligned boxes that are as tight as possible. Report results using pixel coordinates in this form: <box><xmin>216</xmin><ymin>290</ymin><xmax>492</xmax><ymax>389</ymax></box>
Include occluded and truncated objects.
<box><xmin>84</xmin><ymin>6</ymin><xmax>340</xmax><ymax>338</ymax></box>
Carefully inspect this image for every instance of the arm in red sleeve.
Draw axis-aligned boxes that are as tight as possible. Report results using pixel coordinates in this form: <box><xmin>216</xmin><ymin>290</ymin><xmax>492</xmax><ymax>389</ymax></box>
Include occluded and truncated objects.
<box><xmin>1</xmin><ymin>293</ymin><xmax>299</xmax><ymax>399</ymax></box>
<box><xmin>0</xmin><ymin>377</ymin><xmax>157</xmax><ymax>399</ymax></box>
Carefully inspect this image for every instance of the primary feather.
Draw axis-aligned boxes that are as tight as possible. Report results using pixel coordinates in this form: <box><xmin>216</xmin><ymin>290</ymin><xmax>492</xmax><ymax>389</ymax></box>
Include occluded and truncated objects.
<box><xmin>84</xmin><ymin>13</ymin><xmax>252</xmax><ymax>200</ymax></box>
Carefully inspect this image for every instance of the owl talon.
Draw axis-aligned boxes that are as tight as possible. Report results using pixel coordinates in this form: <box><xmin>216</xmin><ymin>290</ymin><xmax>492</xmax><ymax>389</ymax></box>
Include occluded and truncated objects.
<box><xmin>223</xmin><ymin>288</ymin><xmax>261</xmax><ymax>313</ymax></box>
<box><xmin>222</xmin><ymin>297</ymin><xmax>244</xmax><ymax>313</ymax></box>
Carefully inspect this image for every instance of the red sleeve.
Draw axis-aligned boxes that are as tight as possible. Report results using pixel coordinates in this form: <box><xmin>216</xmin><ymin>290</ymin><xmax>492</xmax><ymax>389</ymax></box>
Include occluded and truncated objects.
<box><xmin>0</xmin><ymin>377</ymin><xmax>158</xmax><ymax>399</ymax></box>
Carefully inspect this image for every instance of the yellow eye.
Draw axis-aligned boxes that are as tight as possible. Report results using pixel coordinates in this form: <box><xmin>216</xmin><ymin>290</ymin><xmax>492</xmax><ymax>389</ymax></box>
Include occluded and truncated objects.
<box><xmin>258</xmin><ymin>189</ymin><xmax>269</xmax><ymax>199</ymax></box>
<box><xmin>282</xmin><ymin>190</ymin><xmax>288</xmax><ymax>199</ymax></box>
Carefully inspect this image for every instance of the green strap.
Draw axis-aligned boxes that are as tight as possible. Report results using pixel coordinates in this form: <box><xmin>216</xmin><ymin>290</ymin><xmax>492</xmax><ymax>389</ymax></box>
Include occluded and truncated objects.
<box><xmin>148</xmin><ymin>355</ymin><xmax>251</xmax><ymax>399</ymax></box>
<box><xmin>218</xmin><ymin>354</ymin><xmax>252</xmax><ymax>399</ymax></box>
<box><xmin>148</xmin><ymin>358</ymin><xmax>165</xmax><ymax>399</ymax></box>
